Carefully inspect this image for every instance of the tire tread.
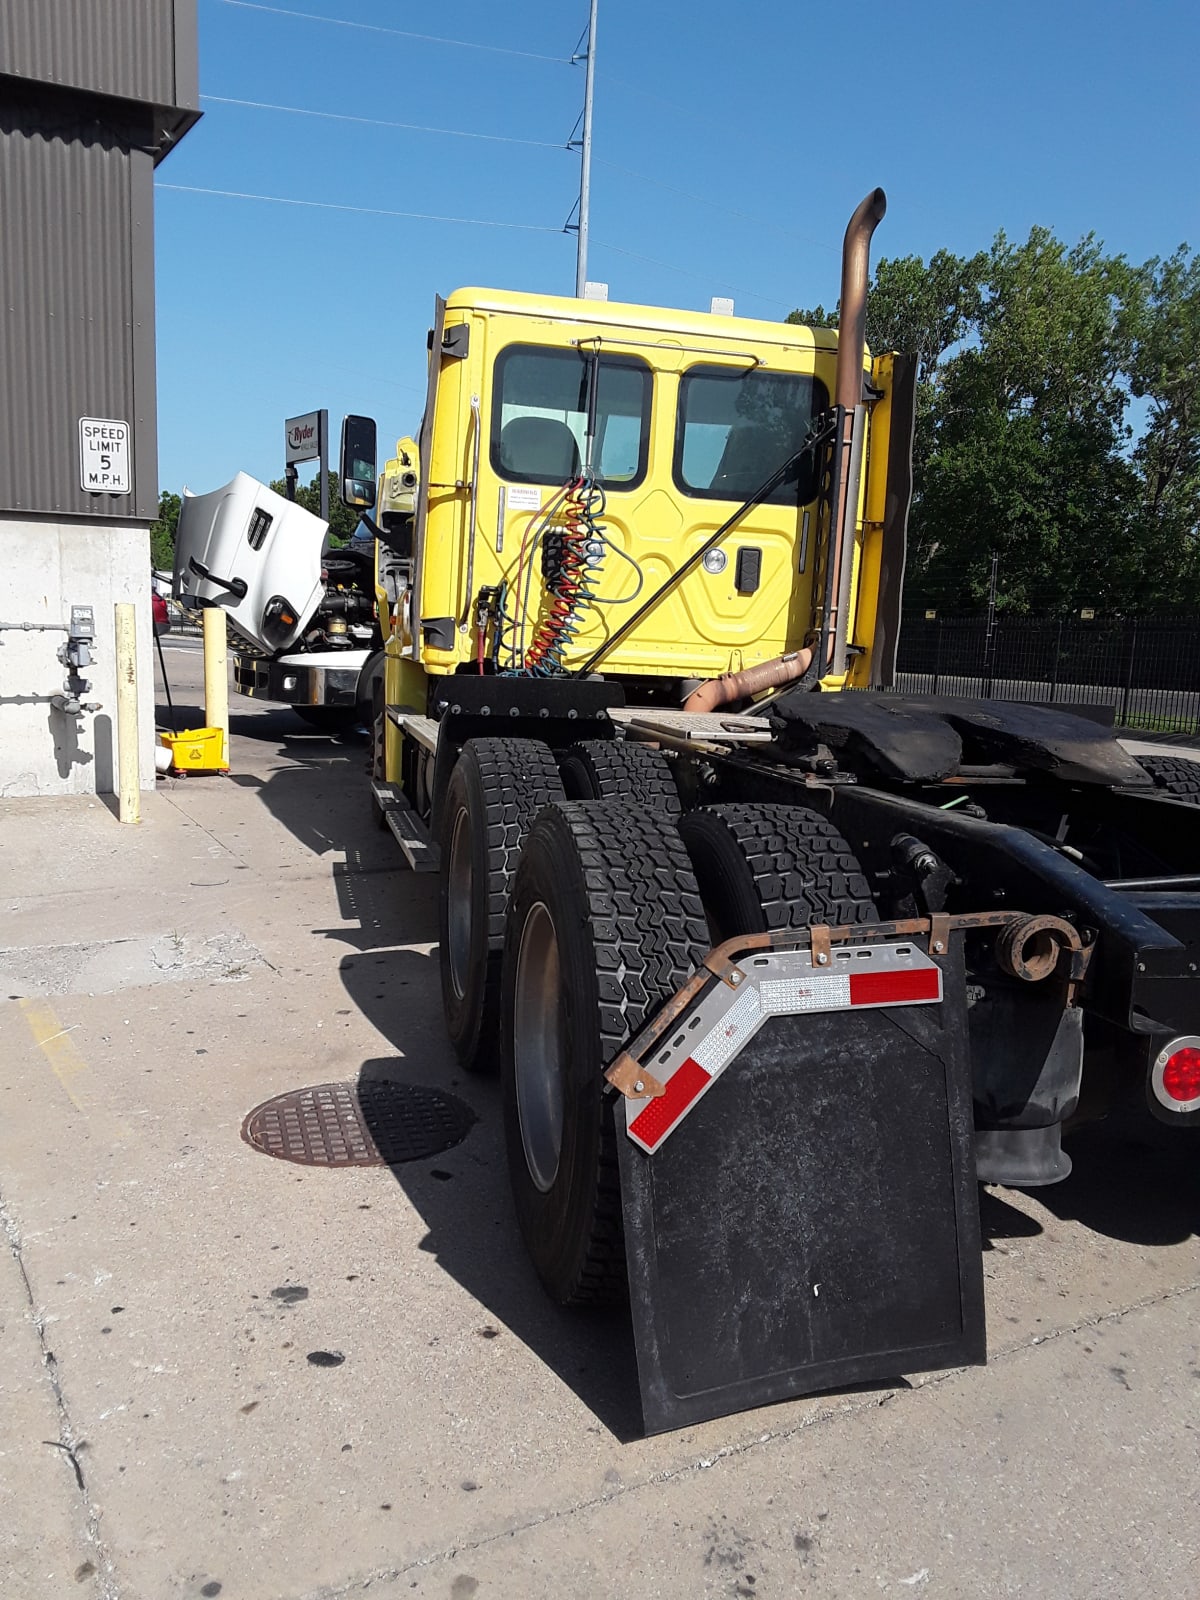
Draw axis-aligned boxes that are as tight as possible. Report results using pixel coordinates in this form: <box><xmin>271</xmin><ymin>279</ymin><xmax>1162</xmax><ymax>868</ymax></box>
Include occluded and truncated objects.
<box><xmin>506</xmin><ymin>801</ymin><xmax>707</xmax><ymax>1304</ymax></box>
<box><xmin>559</xmin><ymin>739</ymin><xmax>681</xmax><ymax>814</ymax></box>
<box><xmin>1138</xmin><ymin>754</ymin><xmax>1200</xmax><ymax>803</ymax></box>
<box><xmin>681</xmin><ymin>803</ymin><xmax>877</xmax><ymax>931</ymax></box>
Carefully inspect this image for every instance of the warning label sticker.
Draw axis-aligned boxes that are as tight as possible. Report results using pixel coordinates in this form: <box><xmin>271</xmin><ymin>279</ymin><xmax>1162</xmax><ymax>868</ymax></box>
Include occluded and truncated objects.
<box><xmin>506</xmin><ymin>484</ymin><xmax>542</xmax><ymax>511</ymax></box>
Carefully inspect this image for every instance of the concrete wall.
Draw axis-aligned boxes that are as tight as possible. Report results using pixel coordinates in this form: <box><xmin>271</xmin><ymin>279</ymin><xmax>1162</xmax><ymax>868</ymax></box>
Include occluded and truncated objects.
<box><xmin>0</xmin><ymin>515</ymin><xmax>156</xmax><ymax>797</ymax></box>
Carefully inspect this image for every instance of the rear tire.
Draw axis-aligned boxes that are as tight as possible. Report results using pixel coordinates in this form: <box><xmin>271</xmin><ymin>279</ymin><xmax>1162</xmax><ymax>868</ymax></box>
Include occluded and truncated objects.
<box><xmin>679</xmin><ymin>804</ymin><xmax>878</xmax><ymax>940</ymax></box>
<box><xmin>501</xmin><ymin>802</ymin><xmax>708</xmax><ymax>1304</ymax></box>
<box><xmin>438</xmin><ymin>739</ymin><xmax>564</xmax><ymax>1074</ymax></box>
<box><xmin>558</xmin><ymin>739</ymin><xmax>681</xmax><ymax>813</ymax></box>
<box><xmin>1138</xmin><ymin>754</ymin><xmax>1200</xmax><ymax>804</ymax></box>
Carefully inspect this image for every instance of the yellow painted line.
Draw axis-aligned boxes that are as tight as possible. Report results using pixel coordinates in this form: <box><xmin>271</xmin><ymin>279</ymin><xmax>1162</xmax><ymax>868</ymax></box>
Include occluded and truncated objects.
<box><xmin>19</xmin><ymin>999</ymin><xmax>128</xmax><ymax>1139</ymax></box>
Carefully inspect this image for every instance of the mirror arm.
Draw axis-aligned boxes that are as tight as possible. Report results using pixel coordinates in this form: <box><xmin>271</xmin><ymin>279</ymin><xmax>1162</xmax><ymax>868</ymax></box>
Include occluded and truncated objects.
<box><xmin>361</xmin><ymin>511</ymin><xmax>412</xmax><ymax>557</ymax></box>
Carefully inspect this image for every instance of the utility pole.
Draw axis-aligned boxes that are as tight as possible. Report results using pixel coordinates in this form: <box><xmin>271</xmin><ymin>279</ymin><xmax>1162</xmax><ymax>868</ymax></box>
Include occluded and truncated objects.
<box><xmin>574</xmin><ymin>0</ymin><xmax>598</xmax><ymax>297</ymax></box>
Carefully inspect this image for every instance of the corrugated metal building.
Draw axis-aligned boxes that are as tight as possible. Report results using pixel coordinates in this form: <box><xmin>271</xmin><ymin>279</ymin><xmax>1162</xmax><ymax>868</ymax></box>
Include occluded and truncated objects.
<box><xmin>0</xmin><ymin>0</ymin><xmax>199</xmax><ymax>520</ymax></box>
<box><xmin>0</xmin><ymin>1</ymin><xmax>199</xmax><ymax>795</ymax></box>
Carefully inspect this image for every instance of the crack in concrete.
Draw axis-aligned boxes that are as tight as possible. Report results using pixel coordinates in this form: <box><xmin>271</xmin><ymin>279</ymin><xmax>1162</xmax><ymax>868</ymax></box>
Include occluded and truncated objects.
<box><xmin>987</xmin><ymin>1277</ymin><xmax>1200</xmax><ymax>1364</ymax></box>
<box><xmin>294</xmin><ymin>1276</ymin><xmax>1200</xmax><ymax>1600</ymax></box>
<box><xmin>161</xmin><ymin>790</ymin><xmax>247</xmax><ymax>866</ymax></box>
<box><xmin>1</xmin><ymin>1185</ymin><xmax>121</xmax><ymax>1600</ymax></box>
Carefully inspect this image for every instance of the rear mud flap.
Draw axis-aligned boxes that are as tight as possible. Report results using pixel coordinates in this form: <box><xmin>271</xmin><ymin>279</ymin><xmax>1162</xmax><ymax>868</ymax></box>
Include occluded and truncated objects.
<box><xmin>616</xmin><ymin>948</ymin><xmax>986</xmax><ymax>1434</ymax></box>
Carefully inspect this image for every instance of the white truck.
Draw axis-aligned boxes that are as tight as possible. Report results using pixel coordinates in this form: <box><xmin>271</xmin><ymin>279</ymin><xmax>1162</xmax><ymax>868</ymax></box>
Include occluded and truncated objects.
<box><xmin>173</xmin><ymin>471</ymin><xmax>383</xmax><ymax>729</ymax></box>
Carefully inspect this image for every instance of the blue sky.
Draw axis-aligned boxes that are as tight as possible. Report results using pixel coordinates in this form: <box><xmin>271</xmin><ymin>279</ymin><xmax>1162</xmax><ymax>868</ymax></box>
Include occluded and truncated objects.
<box><xmin>155</xmin><ymin>0</ymin><xmax>1200</xmax><ymax>495</ymax></box>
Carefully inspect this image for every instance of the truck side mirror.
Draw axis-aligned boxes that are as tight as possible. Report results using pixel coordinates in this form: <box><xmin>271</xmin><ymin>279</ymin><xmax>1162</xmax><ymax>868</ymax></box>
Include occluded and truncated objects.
<box><xmin>340</xmin><ymin>414</ymin><xmax>378</xmax><ymax>510</ymax></box>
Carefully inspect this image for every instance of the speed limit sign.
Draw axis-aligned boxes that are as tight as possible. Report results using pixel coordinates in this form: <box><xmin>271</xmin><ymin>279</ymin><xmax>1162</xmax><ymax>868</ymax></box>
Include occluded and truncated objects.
<box><xmin>79</xmin><ymin>417</ymin><xmax>131</xmax><ymax>494</ymax></box>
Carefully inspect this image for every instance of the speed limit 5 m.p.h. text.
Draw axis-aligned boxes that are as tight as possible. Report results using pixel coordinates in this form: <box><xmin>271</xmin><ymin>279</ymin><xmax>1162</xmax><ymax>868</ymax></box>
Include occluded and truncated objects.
<box><xmin>79</xmin><ymin>417</ymin><xmax>131</xmax><ymax>494</ymax></box>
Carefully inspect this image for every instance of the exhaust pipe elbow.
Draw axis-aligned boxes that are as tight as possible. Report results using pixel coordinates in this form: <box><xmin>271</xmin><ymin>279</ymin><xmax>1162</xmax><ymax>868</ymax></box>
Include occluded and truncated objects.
<box><xmin>834</xmin><ymin>188</ymin><xmax>887</xmax><ymax>411</ymax></box>
<box><xmin>681</xmin><ymin>648</ymin><xmax>813</xmax><ymax>715</ymax></box>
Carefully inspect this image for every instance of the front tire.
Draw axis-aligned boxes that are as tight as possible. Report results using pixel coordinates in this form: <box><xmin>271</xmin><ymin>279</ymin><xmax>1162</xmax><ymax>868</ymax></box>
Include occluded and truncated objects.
<box><xmin>437</xmin><ymin>739</ymin><xmax>564</xmax><ymax>1075</ymax></box>
<box><xmin>501</xmin><ymin>802</ymin><xmax>708</xmax><ymax>1304</ymax></box>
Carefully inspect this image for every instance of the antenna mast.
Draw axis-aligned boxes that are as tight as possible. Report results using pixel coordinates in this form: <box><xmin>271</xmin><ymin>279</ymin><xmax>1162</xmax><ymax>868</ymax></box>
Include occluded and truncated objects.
<box><xmin>573</xmin><ymin>0</ymin><xmax>598</xmax><ymax>296</ymax></box>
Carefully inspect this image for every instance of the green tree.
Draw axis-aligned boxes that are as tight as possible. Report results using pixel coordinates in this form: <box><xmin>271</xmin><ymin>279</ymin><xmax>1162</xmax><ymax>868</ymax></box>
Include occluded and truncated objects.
<box><xmin>268</xmin><ymin>470</ymin><xmax>360</xmax><ymax>545</ymax></box>
<box><xmin>787</xmin><ymin>229</ymin><xmax>1200</xmax><ymax>614</ymax></box>
<box><xmin>918</xmin><ymin>231</ymin><xmax>1139</xmax><ymax>612</ymax></box>
<box><xmin>1123</xmin><ymin>246</ymin><xmax>1200</xmax><ymax>607</ymax></box>
<box><xmin>150</xmin><ymin>489</ymin><xmax>181</xmax><ymax>572</ymax></box>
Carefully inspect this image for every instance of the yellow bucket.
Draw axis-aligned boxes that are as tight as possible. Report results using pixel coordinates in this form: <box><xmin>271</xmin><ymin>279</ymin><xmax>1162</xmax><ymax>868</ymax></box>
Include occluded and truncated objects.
<box><xmin>159</xmin><ymin>726</ymin><xmax>227</xmax><ymax>773</ymax></box>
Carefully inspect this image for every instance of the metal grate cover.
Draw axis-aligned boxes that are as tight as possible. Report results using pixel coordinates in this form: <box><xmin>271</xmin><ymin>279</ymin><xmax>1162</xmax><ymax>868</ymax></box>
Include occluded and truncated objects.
<box><xmin>242</xmin><ymin>1080</ymin><xmax>475</xmax><ymax>1167</ymax></box>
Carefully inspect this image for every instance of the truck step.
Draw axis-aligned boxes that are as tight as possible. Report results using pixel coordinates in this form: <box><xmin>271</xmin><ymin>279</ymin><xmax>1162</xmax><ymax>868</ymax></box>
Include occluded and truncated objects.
<box><xmin>612</xmin><ymin>707</ymin><xmax>774</xmax><ymax>744</ymax></box>
<box><xmin>386</xmin><ymin>710</ymin><xmax>440</xmax><ymax>753</ymax></box>
<box><xmin>371</xmin><ymin>782</ymin><xmax>440</xmax><ymax>873</ymax></box>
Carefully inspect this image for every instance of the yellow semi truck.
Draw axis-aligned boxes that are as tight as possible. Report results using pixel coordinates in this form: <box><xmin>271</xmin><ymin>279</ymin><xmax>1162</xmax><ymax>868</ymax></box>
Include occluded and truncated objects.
<box><xmin>182</xmin><ymin>192</ymin><xmax>1200</xmax><ymax>1432</ymax></box>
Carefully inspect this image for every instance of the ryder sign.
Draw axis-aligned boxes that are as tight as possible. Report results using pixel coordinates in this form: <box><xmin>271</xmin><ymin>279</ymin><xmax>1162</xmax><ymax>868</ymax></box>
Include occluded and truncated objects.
<box><xmin>285</xmin><ymin>411</ymin><xmax>323</xmax><ymax>465</ymax></box>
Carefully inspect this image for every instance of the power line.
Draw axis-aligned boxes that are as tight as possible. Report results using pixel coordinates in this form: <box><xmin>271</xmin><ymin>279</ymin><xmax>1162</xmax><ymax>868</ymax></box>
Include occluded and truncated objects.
<box><xmin>156</xmin><ymin>183</ymin><xmax>567</xmax><ymax>233</ymax></box>
<box><xmin>219</xmin><ymin>0</ymin><xmax>571</xmax><ymax>64</ymax></box>
<box><xmin>201</xmin><ymin>95</ymin><xmax>569</xmax><ymax>150</ymax></box>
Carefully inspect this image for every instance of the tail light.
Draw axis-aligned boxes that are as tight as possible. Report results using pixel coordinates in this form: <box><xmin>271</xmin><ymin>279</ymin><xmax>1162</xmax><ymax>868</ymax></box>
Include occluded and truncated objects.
<box><xmin>1150</xmin><ymin>1036</ymin><xmax>1200</xmax><ymax>1114</ymax></box>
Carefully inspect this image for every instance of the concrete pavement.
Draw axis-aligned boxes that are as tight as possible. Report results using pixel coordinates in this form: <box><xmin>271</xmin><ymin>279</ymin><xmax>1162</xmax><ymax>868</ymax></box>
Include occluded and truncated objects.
<box><xmin>2</xmin><ymin>635</ymin><xmax>1198</xmax><ymax>1599</ymax></box>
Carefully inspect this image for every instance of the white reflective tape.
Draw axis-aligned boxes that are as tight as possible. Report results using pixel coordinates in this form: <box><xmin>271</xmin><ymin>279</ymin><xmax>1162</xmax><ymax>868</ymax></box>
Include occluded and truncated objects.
<box><xmin>759</xmin><ymin>974</ymin><xmax>851</xmax><ymax>1015</ymax></box>
<box><xmin>692</xmin><ymin>985</ymin><xmax>762</xmax><ymax>1075</ymax></box>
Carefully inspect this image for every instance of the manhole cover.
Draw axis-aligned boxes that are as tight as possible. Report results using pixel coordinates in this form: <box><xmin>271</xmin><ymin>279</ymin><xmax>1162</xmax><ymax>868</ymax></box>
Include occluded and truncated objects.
<box><xmin>242</xmin><ymin>1080</ymin><xmax>475</xmax><ymax>1167</ymax></box>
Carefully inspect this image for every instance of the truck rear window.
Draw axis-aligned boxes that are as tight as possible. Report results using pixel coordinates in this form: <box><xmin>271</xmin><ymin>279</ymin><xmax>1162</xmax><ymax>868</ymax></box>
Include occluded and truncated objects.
<box><xmin>674</xmin><ymin>364</ymin><xmax>828</xmax><ymax>505</ymax></box>
<box><xmin>491</xmin><ymin>345</ymin><xmax>651</xmax><ymax>490</ymax></box>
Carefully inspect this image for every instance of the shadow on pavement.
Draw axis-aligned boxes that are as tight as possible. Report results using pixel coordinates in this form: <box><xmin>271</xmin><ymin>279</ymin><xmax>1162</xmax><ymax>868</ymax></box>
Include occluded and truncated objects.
<box><xmin>977</xmin><ymin>1189</ymin><xmax>1045</xmax><ymax>1250</ymax></box>
<box><xmin>1043</xmin><ymin>1101</ymin><xmax>1200</xmax><ymax>1246</ymax></box>
<box><xmin>227</xmin><ymin>727</ymin><xmax>647</xmax><ymax>1436</ymax></box>
<box><xmin>357</xmin><ymin>1046</ymin><xmax>645</xmax><ymax>1442</ymax></box>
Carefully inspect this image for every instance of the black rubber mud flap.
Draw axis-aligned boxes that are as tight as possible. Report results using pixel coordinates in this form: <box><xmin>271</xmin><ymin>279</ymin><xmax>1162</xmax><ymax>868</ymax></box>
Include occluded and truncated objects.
<box><xmin>615</xmin><ymin>946</ymin><xmax>986</xmax><ymax>1434</ymax></box>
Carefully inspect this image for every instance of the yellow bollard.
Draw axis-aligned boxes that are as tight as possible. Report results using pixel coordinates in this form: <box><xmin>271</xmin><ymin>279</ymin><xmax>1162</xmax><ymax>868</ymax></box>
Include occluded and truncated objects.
<box><xmin>114</xmin><ymin>601</ymin><xmax>140</xmax><ymax>824</ymax></box>
<box><xmin>202</xmin><ymin>605</ymin><xmax>230</xmax><ymax>769</ymax></box>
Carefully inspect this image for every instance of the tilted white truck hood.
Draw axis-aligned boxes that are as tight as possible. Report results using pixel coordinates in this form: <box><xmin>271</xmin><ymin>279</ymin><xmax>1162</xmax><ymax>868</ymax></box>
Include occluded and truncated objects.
<box><xmin>173</xmin><ymin>472</ymin><xmax>328</xmax><ymax>654</ymax></box>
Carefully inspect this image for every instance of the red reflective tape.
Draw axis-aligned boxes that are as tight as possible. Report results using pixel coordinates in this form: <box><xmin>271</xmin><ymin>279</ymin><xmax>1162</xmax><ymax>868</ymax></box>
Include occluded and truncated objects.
<box><xmin>627</xmin><ymin>1056</ymin><xmax>711</xmax><ymax>1152</ymax></box>
<box><xmin>849</xmin><ymin>968</ymin><xmax>941</xmax><ymax>1007</ymax></box>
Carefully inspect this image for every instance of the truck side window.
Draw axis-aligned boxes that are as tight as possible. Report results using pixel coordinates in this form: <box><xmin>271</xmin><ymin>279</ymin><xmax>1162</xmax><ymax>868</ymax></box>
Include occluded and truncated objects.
<box><xmin>674</xmin><ymin>365</ymin><xmax>828</xmax><ymax>505</ymax></box>
<box><xmin>491</xmin><ymin>345</ymin><xmax>651</xmax><ymax>490</ymax></box>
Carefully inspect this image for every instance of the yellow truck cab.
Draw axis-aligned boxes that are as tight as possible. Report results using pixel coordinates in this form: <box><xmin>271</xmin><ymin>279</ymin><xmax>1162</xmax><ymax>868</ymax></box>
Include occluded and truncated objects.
<box><xmin>372</xmin><ymin>285</ymin><xmax>909</xmax><ymax>706</ymax></box>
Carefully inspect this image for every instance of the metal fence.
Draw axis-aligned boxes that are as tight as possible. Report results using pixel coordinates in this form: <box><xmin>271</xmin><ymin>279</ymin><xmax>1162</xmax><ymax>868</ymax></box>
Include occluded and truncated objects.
<box><xmin>894</xmin><ymin>615</ymin><xmax>1200</xmax><ymax>735</ymax></box>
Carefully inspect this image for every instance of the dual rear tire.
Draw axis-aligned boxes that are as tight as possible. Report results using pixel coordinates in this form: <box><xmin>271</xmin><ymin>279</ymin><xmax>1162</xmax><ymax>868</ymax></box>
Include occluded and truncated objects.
<box><xmin>435</xmin><ymin>739</ymin><xmax>876</xmax><ymax>1307</ymax></box>
<box><xmin>437</xmin><ymin>739</ymin><xmax>565</xmax><ymax>1074</ymax></box>
<box><xmin>498</xmin><ymin>797</ymin><xmax>875</xmax><ymax>1305</ymax></box>
<box><xmin>436</xmin><ymin>737</ymin><xmax>679</xmax><ymax>1074</ymax></box>
<box><xmin>501</xmin><ymin>803</ymin><xmax>707</xmax><ymax>1303</ymax></box>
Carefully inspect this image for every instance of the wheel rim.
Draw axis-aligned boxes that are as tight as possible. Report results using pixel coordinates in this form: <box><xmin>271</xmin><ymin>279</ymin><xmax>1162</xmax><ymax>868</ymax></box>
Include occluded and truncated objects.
<box><xmin>447</xmin><ymin>805</ymin><xmax>473</xmax><ymax>1001</ymax></box>
<box><xmin>513</xmin><ymin>900</ymin><xmax>565</xmax><ymax>1193</ymax></box>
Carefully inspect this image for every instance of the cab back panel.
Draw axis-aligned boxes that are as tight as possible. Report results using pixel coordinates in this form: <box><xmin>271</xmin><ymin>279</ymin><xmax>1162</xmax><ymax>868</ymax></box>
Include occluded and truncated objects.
<box><xmin>415</xmin><ymin>293</ymin><xmax>853</xmax><ymax>681</ymax></box>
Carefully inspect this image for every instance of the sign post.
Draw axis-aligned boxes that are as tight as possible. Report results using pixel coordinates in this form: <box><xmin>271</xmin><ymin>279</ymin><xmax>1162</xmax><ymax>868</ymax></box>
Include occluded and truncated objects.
<box><xmin>284</xmin><ymin>410</ymin><xmax>329</xmax><ymax>524</ymax></box>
